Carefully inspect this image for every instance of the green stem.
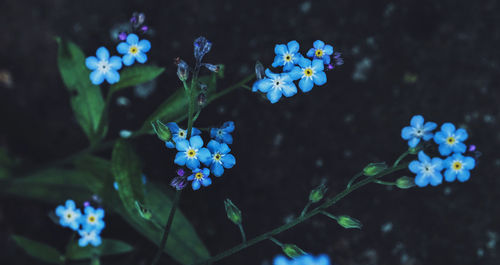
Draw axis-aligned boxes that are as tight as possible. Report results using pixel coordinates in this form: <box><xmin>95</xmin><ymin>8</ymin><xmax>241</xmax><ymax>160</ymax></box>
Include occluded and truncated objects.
<box><xmin>373</xmin><ymin>179</ymin><xmax>396</xmax><ymax>186</ymax></box>
<box><xmin>209</xmin><ymin>74</ymin><xmax>255</xmax><ymax>102</ymax></box>
<box><xmin>190</xmin><ymin>162</ymin><xmax>408</xmax><ymax>265</ymax></box>
<box><xmin>393</xmin><ymin>151</ymin><xmax>410</xmax><ymax>167</ymax></box>
<box><xmin>192</xmin><ymin>110</ymin><xmax>202</xmax><ymax>124</ymax></box>
<box><xmin>150</xmin><ymin>190</ymin><xmax>182</xmax><ymax>265</ymax></box>
<box><xmin>346</xmin><ymin>172</ymin><xmax>363</xmax><ymax>189</ymax></box>
<box><xmin>268</xmin><ymin>237</ymin><xmax>283</xmax><ymax>247</ymax></box>
<box><xmin>238</xmin><ymin>224</ymin><xmax>247</xmax><ymax>243</ymax></box>
<box><xmin>300</xmin><ymin>201</ymin><xmax>312</xmax><ymax>217</ymax></box>
<box><xmin>321</xmin><ymin>211</ymin><xmax>338</xmax><ymax>221</ymax></box>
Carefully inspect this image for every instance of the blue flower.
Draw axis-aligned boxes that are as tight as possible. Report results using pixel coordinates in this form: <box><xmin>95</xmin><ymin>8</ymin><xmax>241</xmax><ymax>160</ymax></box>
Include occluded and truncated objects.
<box><xmin>200</xmin><ymin>140</ymin><xmax>236</xmax><ymax>177</ymax></box>
<box><xmin>165</xmin><ymin>122</ymin><xmax>202</xmax><ymax>149</ymax></box>
<box><xmin>306</xmin><ymin>40</ymin><xmax>334</xmax><ymax>65</ymax></box>
<box><xmin>78</xmin><ymin>229</ymin><xmax>102</xmax><ymax>247</ymax></box>
<box><xmin>273</xmin><ymin>254</ymin><xmax>330</xmax><ymax>265</ymax></box>
<box><xmin>55</xmin><ymin>200</ymin><xmax>82</xmax><ymax>231</ymax></box>
<box><xmin>210</xmin><ymin>121</ymin><xmax>235</xmax><ymax>144</ymax></box>
<box><xmin>272</xmin><ymin>40</ymin><xmax>302</xmax><ymax>72</ymax></box>
<box><xmin>187</xmin><ymin>168</ymin><xmax>212</xmax><ymax>190</ymax></box>
<box><xmin>81</xmin><ymin>205</ymin><xmax>105</xmax><ymax>232</ymax></box>
<box><xmin>289</xmin><ymin>58</ymin><xmax>327</xmax><ymax>92</ymax></box>
<box><xmin>401</xmin><ymin>115</ymin><xmax>437</xmax><ymax>147</ymax></box>
<box><xmin>253</xmin><ymin>69</ymin><xmax>297</xmax><ymax>103</ymax></box>
<box><xmin>117</xmin><ymin>33</ymin><xmax>151</xmax><ymax>66</ymax></box>
<box><xmin>443</xmin><ymin>153</ymin><xmax>475</xmax><ymax>182</ymax></box>
<box><xmin>174</xmin><ymin>135</ymin><xmax>211</xmax><ymax>170</ymax></box>
<box><xmin>409</xmin><ymin>151</ymin><xmax>444</xmax><ymax>187</ymax></box>
<box><xmin>433</xmin><ymin>123</ymin><xmax>468</xmax><ymax>156</ymax></box>
<box><xmin>85</xmin><ymin>47</ymin><xmax>122</xmax><ymax>85</ymax></box>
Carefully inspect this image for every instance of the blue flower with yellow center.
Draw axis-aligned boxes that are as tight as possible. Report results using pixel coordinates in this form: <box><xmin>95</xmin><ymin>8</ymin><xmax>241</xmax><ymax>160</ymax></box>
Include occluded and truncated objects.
<box><xmin>165</xmin><ymin>122</ymin><xmax>202</xmax><ymax>148</ymax></box>
<box><xmin>187</xmin><ymin>168</ymin><xmax>212</xmax><ymax>190</ymax></box>
<box><xmin>273</xmin><ymin>254</ymin><xmax>331</xmax><ymax>265</ymax></box>
<box><xmin>81</xmin><ymin>205</ymin><xmax>105</xmax><ymax>232</ymax></box>
<box><xmin>401</xmin><ymin>115</ymin><xmax>437</xmax><ymax>147</ymax></box>
<box><xmin>443</xmin><ymin>153</ymin><xmax>475</xmax><ymax>182</ymax></box>
<box><xmin>272</xmin><ymin>40</ymin><xmax>302</xmax><ymax>71</ymax></box>
<box><xmin>253</xmin><ymin>69</ymin><xmax>297</xmax><ymax>103</ymax></box>
<box><xmin>174</xmin><ymin>135</ymin><xmax>211</xmax><ymax>170</ymax></box>
<box><xmin>78</xmin><ymin>229</ymin><xmax>102</xmax><ymax>247</ymax></box>
<box><xmin>306</xmin><ymin>40</ymin><xmax>334</xmax><ymax>65</ymax></box>
<box><xmin>117</xmin><ymin>33</ymin><xmax>151</xmax><ymax>66</ymax></box>
<box><xmin>85</xmin><ymin>47</ymin><xmax>122</xmax><ymax>85</ymax></box>
<box><xmin>433</xmin><ymin>123</ymin><xmax>468</xmax><ymax>156</ymax></box>
<box><xmin>200</xmin><ymin>140</ymin><xmax>236</xmax><ymax>177</ymax></box>
<box><xmin>210</xmin><ymin>121</ymin><xmax>235</xmax><ymax>145</ymax></box>
<box><xmin>55</xmin><ymin>199</ymin><xmax>82</xmax><ymax>231</ymax></box>
<box><xmin>289</xmin><ymin>58</ymin><xmax>327</xmax><ymax>92</ymax></box>
<box><xmin>409</xmin><ymin>151</ymin><xmax>444</xmax><ymax>187</ymax></box>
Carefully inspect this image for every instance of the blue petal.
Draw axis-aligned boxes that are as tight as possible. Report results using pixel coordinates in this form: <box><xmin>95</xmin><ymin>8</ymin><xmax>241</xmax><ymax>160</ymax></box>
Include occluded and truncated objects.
<box><xmin>202</xmin><ymin>168</ymin><xmax>210</xmax><ymax>176</ymax></box>
<box><xmin>313</xmin><ymin>71</ymin><xmax>327</xmax><ymax>86</ymax></box>
<box><xmin>210</xmin><ymin>128</ymin><xmax>217</xmax><ymax>138</ymax></box>
<box><xmin>192</xmin><ymin>127</ymin><xmax>202</xmax><ymax>136</ymax></box>
<box><xmin>312</xmin><ymin>59</ymin><xmax>324</xmax><ymax>72</ymax></box>
<box><xmin>441</xmin><ymin>123</ymin><xmax>455</xmax><ymax>135</ymax></box>
<box><xmin>410</xmin><ymin>115</ymin><xmax>424</xmax><ymax>128</ymax></box>
<box><xmin>85</xmin><ymin>56</ymin><xmax>99</xmax><ymax>70</ymax></box>
<box><xmin>66</xmin><ymin>200</ymin><xmax>76</xmax><ymax>209</ymax></box>
<box><xmin>283</xmin><ymin>62</ymin><xmax>294</xmax><ymax>72</ymax></box>
<box><xmin>138</xmin><ymin>39</ymin><xmax>151</xmax><ymax>52</ymax></box>
<box><xmin>306</xmin><ymin>48</ymin><xmax>315</xmax><ymax>58</ymax></box>
<box><xmin>267</xmin><ymin>88</ymin><xmax>282</xmax><ymax>103</ymax></box>
<box><xmin>257</xmin><ymin>78</ymin><xmax>273</xmax><ymax>93</ymax></box>
<box><xmin>401</xmin><ymin>126</ymin><xmax>413</xmax><ymax>140</ymax></box>
<box><xmin>455</xmin><ymin>128</ymin><xmax>468</xmax><ymax>141</ymax></box>
<box><xmin>274</xmin><ymin>44</ymin><xmax>287</xmax><ymax>55</ymax></box>
<box><xmin>96</xmin><ymin>47</ymin><xmax>109</xmax><ymax>60</ymax></box>
<box><xmin>90</xmin><ymin>71</ymin><xmax>104</xmax><ymax>85</ymax></box>
<box><xmin>444</xmin><ymin>169</ymin><xmax>456</xmax><ymax>182</ymax></box>
<box><xmin>453</xmin><ymin>142</ymin><xmax>466</xmax><ymax>154</ymax></box>
<box><xmin>221</xmin><ymin>134</ymin><xmax>233</xmax><ymax>144</ymax></box>
<box><xmin>198</xmin><ymin>148</ymin><xmax>211</xmax><ymax>165</ymax></box>
<box><xmin>135</xmin><ymin>52</ymin><xmax>147</xmax><ymax>64</ymax></box>
<box><xmin>221</xmin><ymin>154</ymin><xmax>236</xmax><ymax>168</ymax></box>
<box><xmin>298</xmin><ymin>57</ymin><xmax>311</xmax><ymax>68</ymax></box>
<box><xmin>299</xmin><ymin>78</ymin><xmax>314</xmax><ymax>93</ymax></box>
<box><xmin>422</xmin><ymin>132</ymin><xmax>434</xmax><ymax>141</ymax></box>
<box><xmin>423</xmin><ymin>121</ymin><xmax>437</xmax><ymax>131</ymax></box>
<box><xmin>211</xmin><ymin>163</ymin><xmax>224</xmax><ymax>177</ymax></box>
<box><xmin>127</xmin><ymin>33</ymin><xmax>139</xmax><ymax>45</ymax></box>
<box><xmin>431</xmin><ymin>157</ymin><xmax>443</xmax><ymax>170</ymax></box>
<box><xmin>218</xmin><ymin>143</ymin><xmax>231</xmax><ymax>154</ymax></box>
<box><xmin>166</xmin><ymin>122</ymin><xmax>180</xmax><ymax>133</ymax></box>
<box><xmin>323</xmin><ymin>55</ymin><xmax>331</xmax><ymax>64</ymax></box>
<box><xmin>201</xmin><ymin>177</ymin><xmax>212</xmax><ymax>186</ymax></box>
<box><xmin>457</xmin><ymin>170</ymin><xmax>470</xmax><ymax>182</ymax></box>
<box><xmin>207</xmin><ymin>140</ymin><xmax>220</xmax><ymax>153</ymax></box>
<box><xmin>438</xmin><ymin>144</ymin><xmax>452</xmax><ymax>156</ymax></box>
<box><xmin>272</xmin><ymin>55</ymin><xmax>285</xmax><ymax>67</ymax></box>
<box><xmin>273</xmin><ymin>256</ymin><xmax>289</xmax><ymax>265</ymax></box>
<box><xmin>288</xmin><ymin>66</ymin><xmax>303</xmax><ymax>81</ymax></box>
<box><xmin>408</xmin><ymin>161</ymin><xmax>421</xmax><ymax>173</ymax></box>
<box><xmin>418</xmin><ymin>151</ymin><xmax>431</xmax><ymax>163</ymax></box>
<box><xmin>190</xmin><ymin>135</ymin><xmax>204</xmax><ymax>149</ymax></box>
<box><xmin>287</xmin><ymin>40</ymin><xmax>300</xmax><ymax>53</ymax></box>
<box><xmin>281</xmin><ymin>83</ymin><xmax>297</xmax><ymax>97</ymax></box>
<box><xmin>222</xmin><ymin>121</ymin><xmax>235</xmax><ymax>132</ymax></box>
<box><xmin>429</xmin><ymin>172</ymin><xmax>443</xmax><ymax>186</ymax></box>
<box><xmin>108</xmin><ymin>56</ymin><xmax>122</xmax><ymax>70</ymax></box>
<box><xmin>117</xmin><ymin>42</ymin><xmax>130</xmax><ymax>54</ymax></box>
<box><xmin>123</xmin><ymin>54</ymin><xmax>135</xmax><ymax>66</ymax></box>
<box><xmin>434</xmin><ymin>131</ymin><xmax>446</xmax><ymax>144</ymax></box>
<box><xmin>415</xmin><ymin>174</ymin><xmax>429</xmax><ymax>187</ymax></box>
<box><xmin>192</xmin><ymin>181</ymin><xmax>201</xmax><ymax>190</ymax></box>
<box><xmin>463</xmin><ymin>157</ymin><xmax>475</xmax><ymax>170</ymax></box>
<box><xmin>324</xmin><ymin>45</ymin><xmax>334</xmax><ymax>55</ymax></box>
<box><xmin>174</xmin><ymin>152</ymin><xmax>186</xmax><ymax>166</ymax></box>
<box><xmin>252</xmin><ymin>80</ymin><xmax>263</xmax><ymax>92</ymax></box>
<box><xmin>78</xmin><ymin>237</ymin><xmax>88</xmax><ymax>247</ymax></box>
<box><xmin>265</xmin><ymin>69</ymin><xmax>279</xmax><ymax>79</ymax></box>
<box><xmin>313</xmin><ymin>40</ymin><xmax>325</xmax><ymax>49</ymax></box>
<box><xmin>408</xmin><ymin>137</ymin><xmax>420</xmax><ymax>148</ymax></box>
<box><xmin>55</xmin><ymin>206</ymin><xmax>65</xmax><ymax>216</ymax></box>
<box><xmin>105</xmin><ymin>70</ymin><xmax>120</xmax><ymax>84</ymax></box>
<box><xmin>186</xmin><ymin>158</ymin><xmax>200</xmax><ymax>170</ymax></box>
<box><xmin>175</xmin><ymin>139</ymin><xmax>189</xmax><ymax>152</ymax></box>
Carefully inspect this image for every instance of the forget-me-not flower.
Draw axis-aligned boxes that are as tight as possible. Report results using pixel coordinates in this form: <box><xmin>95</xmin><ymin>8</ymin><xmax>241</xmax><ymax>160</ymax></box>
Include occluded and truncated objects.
<box><xmin>165</xmin><ymin>122</ymin><xmax>202</xmax><ymax>148</ymax></box>
<box><xmin>55</xmin><ymin>200</ymin><xmax>82</xmax><ymax>231</ymax></box>
<box><xmin>210</xmin><ymin>121</ymin><xmax>235</xmax><ymax>145</ymax></box>
<box><xmin>78</xmin><ymin>229</ymin><xmax>102</xmax><ymax>247</ymax></box>
<box><xmin>443</xmin><ymin>153</ymin><xmax>475</xmax><ymax>182</ymax></box>
<box><xmin>273</xmin><ymin>254</ymin><xmax>331</xmax><ymax>265</ymax></box>
<box><xmin>306</xmin><ymin>40</ymin><xmax>334</xmax><ymax>65</ymax></box>
<box><xmin>433</xmin><ymin>123</ymin><xmax>468</xmax><ymax>156</ymax></box>
<box><xmin>272</xmin><ymin>40</ymin><xmax>302</xmax><ymax>71</ymax></box>
<box><xmin>200</xmin><ymin>140</ymin><xmax>236</xmax><ymax>177</ymax></box>
<box><xmin>174</xmin><ymin>135</ymin><xmax>211</xmax><ymax>170</ymax></box>
<box><xmin>81</xmin><ymin>205</ymin><xmax>105</xmax><ymax>232</ymax></box>
<box><xmin>117</xmin><ymin>33</ymin><xmax>151</xmax><ymax>66</ymax></box>
<box><xmin>401</xmin><ymin>115</ymin><xmax>437</xmax><ymax>148</ymax></box>
<box><xmin>289</xmin><ymin>58</ymin><xmax>327</xmax><ymax>92</ymax></box>
<box><xmin>253</xmin><ymin>69</ymin><xmax>297</xmax><ymax>103</ymax></box>
<box><xmin>85</xmin><ymin>47</ymin><xmax>122</xmax><ymax>85</ymax></box>
<box><xmin>409</xmin><ymin>151</ymin><xmax>444</xmax><ymax>187</ymax></box>
<box><xmin>187</xmin><ymin>168</ymin><xmax>212</xmax><ymax>190</ymax></box>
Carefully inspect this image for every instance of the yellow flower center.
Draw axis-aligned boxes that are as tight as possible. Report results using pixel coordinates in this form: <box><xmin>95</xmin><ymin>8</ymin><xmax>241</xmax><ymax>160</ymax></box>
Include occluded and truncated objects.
<box><xmin>129</xmin><ymin>46</ymin><xmax>139</xmax><ymax>54</ymax></box>
<box><xmin>446</xmin><ymin>136</ymin><xmax>456</xmax><ymax>145</ymax></box>
<box><xmin>214</xmin><ymin>153</ymin><xmax>222</xmax><ymax>161</ymax></box>
<box><xmin>66</xmin><ymin>213</ymin><xmax>72</xmax><ymax>219</ymax></box>
<box><xmin>88</xmin><ymin>216</ymin><xmax>96</xmax><ymax>223</ymax></box>
<box><xmin>284</xmin><ymin>54</ymin><xmax>292</xmax><ymax>62</ymax></box>
<box><xmin>178</xmin><ymin>131</ymin><xmax>185</xmax><ymax>137</ymax></box>
<box><xmin>304</xmin><ymin>68</ymin><xmax>314</xmax><ymax>77</ymax></box>
<box><xmin>452</xmin><ymin>161</ymin><xmax>463</xmax><ymax>171</ymax></box>
<box><xmin>315</xmin><ymin>49</ymin><xmax>324</xmax><ymax>57</ymax></box>
<box><xmin>195</xmin><ymin>172</ymin><xmax>204</xmax><ymax>180</ymax></box>
<box><xmin>187</xmin><ymin>149</ymin><xmax>196</xmax><ymax>158</ymax></box>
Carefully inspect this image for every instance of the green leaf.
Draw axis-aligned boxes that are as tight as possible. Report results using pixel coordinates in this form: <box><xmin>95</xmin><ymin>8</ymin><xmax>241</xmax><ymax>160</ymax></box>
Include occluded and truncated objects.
<box><xmin>109</xmin><ymin>65</ymin><xmax>165</xmax><ymax>94</ymax></box>
<box><xmin>11</xmin><ymin>235</ymin><xmax>63</xmax><ymax>264</ymax></box>
<box><xmin>56</xmin><ymin>37</ymin><xmax>106</xmax><ymax>143</ymax></box>
<box><xmin>65</xmin><ymin>239</ymin><xmax>133</xmax><ymax>260</ymax></box>
<box><xmin>111</xmin><ymin>140</ymin><xmax>145</xmax><ymax>216</ymax></box>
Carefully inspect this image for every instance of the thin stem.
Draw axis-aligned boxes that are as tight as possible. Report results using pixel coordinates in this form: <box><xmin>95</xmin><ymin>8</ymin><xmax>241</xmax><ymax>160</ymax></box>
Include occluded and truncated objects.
<box><xmin>150</xmin><ymin>190</ymin><xmax>182</xmax><ymax>265</ymax></box>
<box><xmin>393</xmin><ymin>151</ymin><xmax>410</xmax><ymax>167</ymax></box>
<box><xmin>268</xmin><ymin>237</ymin><xmax>283</xmax><ymax>247</ymax></box>
<box><xmin>300</xmin><ymin>201</ymin><xmax>312</xmax><ymax>217</ymax></box>
<box><xmin>209</xmin><ymin>74</ymin><xmax>255</xmax><ymax>102</ymax></box>
<box><xmin>238</xmin><ymin>224</ymin><xmax>247</xmax><ymax>243</ymax></box>
<box><xmin>346</xmin><ymin>172</ymin><xmax>363</xmax><ymax>189</ymax></box>
<box><xmin>321</xmin><ymin>211</ymin><xmax>338</xmax><ymax>221</ymax></box>
<box><xmin>192</xmin><ymin>110</ymin><xmax>202</xmax><ymax>124</ymax></box>
<box><xmin>373</xmin><ymin>179</ymin><xmax>396</xmax><ymax>186</ymax></box>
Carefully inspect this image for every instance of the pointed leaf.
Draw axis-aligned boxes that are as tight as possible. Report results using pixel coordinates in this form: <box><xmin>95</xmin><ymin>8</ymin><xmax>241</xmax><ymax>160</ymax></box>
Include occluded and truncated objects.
<box><xmin>66</xmin><ymin>239</ymin><xmax>133</xmax><ymax>260</ymax></box>
<box><xmin>12</xmin><ymin>235</ymin><xmax>63</xmax><ymax>264</ymax></box>
<box><xmin>109</xmin><ymin>65</ymin><xmax>165</xmax><ymax>94</ymax></box>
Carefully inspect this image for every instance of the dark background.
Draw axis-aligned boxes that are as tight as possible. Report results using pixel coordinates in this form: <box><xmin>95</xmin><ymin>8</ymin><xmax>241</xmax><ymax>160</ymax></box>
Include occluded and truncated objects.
<box><xmin>1</xmin><ymin>0</ymin><xmax>499</xmax><ymax>264</ymax></box>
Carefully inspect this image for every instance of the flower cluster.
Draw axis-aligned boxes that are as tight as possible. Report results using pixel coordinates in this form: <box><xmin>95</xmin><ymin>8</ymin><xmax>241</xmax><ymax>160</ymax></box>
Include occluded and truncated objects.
<box><xmin>55</xmin><ymin>200</ymin><xmax>105</xmax><ymax>247</ymax></box>
<box><xmin>401</xmin><ymin>115</ymin><xmax>476</xmax><ymax>187</ymax></box>
<box><xmin>252</xmin><ymin>40</ymin><xmax>342</xmax><ymax>103</ymax></box>
<box><xmin>85</xmin><ymin>33</ymin><xmax>151</xmax><ymax>85</ymax></box>
<box><xmin>167</xmin><ymin>121</ymin><xmax>236</xmax><ymax>191</ymax></box>
<box><xmin>274</xmin><ymin>254</ymin><xmax>331</xmax><ymax>265</ymax></box>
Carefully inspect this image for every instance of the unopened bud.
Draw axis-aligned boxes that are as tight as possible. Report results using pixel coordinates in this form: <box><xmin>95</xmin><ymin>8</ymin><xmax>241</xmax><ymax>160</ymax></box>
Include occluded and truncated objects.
<box><xmin>151</xmin><ymin>120</ymin><xmax>172</xmax><ymax>142</ymax></box>
<box><xmin>197</xmin><ymin>93</ymin><xmax>207</xmax><ymax>107</ymax></box>
<box><xmin>363</xmin><ymin>162</ymin><xmax>387</xmax><ymax>176</ymax></box>
<box><xmin>408</xmin><ymin>146</ymin><xmax>420</xmax><ymax>154</ymax></box>
<box><xmin>134</xmin><ymin>201</ymin><xmax>152</xmax><ymax>220</ymax></box>
<box><xmin>194</xmin><ymin>36</ymin><xmax>212</xmax><ymax>63</ymax></box>
<box><xmin>396</xmin><ymin>176</ymin><xmax>416</xmax><ymax>189</ymax></box>
<box><xmin>255</xmin><ymin>61</ymin><xmax>265</xmax><ymax>80</ymax></box>
<box><xmin>170</xmin><ymin>176</ymin><xmax>187</xmax><ymax>190</ymax></box>
<box><xmin>199</xmin><ymin>83</ymin><xmax>208</xmax><ymax>91</ymax></box>
<box><xmin>309</xmin><ymin>184</ymin><xmax>327</xmax><ymax>203</ymax></box>
<box><xmin>140</xmin><ymin>25</ymin><xmax>149</xmax><ymax>33</ymax></box>
<box><xmin>337</xmin><ymin>215</ymin><xmax>362</xmax><ymax>229</ymax></box>
<box><xmin>282</xmin><ymin>244</ymin><xmax>306</xmax><ymax>259</ymax></box>
<box><xmin>224</xmin><ymin>199</ymin><xmax>242</xmax><ymax>225</ymax></box>
<box><xmin>203</xmin><ymin>63</ymin><xmax>220</xmax><ymax>73</ymax></box>
<box><xmin>176</xmin><ymin>60</ymin><xmax>189</xmax><ymax>81</ymax></box>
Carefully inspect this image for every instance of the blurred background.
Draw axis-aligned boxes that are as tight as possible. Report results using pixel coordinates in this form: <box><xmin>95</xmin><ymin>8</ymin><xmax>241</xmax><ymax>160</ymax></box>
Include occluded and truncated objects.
<box><xmin>1</xmin><ymin>0</ymin><xmax>499</xmax><ymax>264</ymax></box>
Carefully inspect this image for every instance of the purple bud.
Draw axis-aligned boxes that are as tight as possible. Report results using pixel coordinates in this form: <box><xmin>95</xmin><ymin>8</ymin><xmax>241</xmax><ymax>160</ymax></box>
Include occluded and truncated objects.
<box><xmin>176</xmin><ymin>59</ymin><xmax>190</xmax><ymax>81</ymax></box>
<box><xmin>176</xmin><ymin>168</ymin><xmax>185</xmax><ymax>177</ymax></box>
<box><xmin>333</xmin><ymin>52</ymin><xmax>344</xmax><ymax>66</ymax></box>
<box><xmin>194</xmin><ymin>36</ymin><xmax>212</xmax><ymax>63</ymax></box>
<box><xmin>83</xmin><ymin>201</ymin><xmax>90</xmax><ymax>207</ymax></box>
<box><xmin>468</xmin><ymin>145</ymin><xmax>476</xmax><ymax>152</ymax></box>
<box><xmin>137</xmin><ymin>13</ymin><xmax>146</xmax><ymax>25</ymax></box>
<box><xmin>140</xmin><ymin>25</ymin><xmax>149</xmax><ymax>33</ymax></box>
<box><xmin>203</xmin><ymin>63</ymin><xmax>219</xmax><ymax>73</ymax></box>
<box><xmin>130</xmin><ymin>16</ymin><xmax>138</xmax><ymax>24</ymax></box>
<box><xmin>171</xmin><ymin>177</ymin><xmax>187</xmax><ymax>190</ymax></box>
<box><xmin>255</xmin><ymin>61</ymin><xmax>265</xmax><ymax>80</ymax></box>
<box><xmin>119</xmin><ymin>32</ymin><xmax>128</xmax><ymax>41</ymax></box>
<box><xmin>327</xmin><ymin>64</ymin><xmax>334</xmax><ymax>70</ymax></box>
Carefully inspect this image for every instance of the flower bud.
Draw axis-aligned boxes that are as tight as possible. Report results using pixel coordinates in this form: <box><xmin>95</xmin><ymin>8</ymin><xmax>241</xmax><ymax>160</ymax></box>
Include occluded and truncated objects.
<box><xmin>170</xmin><ymin>177</ymin><xmax>187</xmax><ymax>190</ymax></box>
<box><xmin>197</xmin><ymin>93</ymin><xmax>207</xmax><ymax>108</ymax></box>
<box><xmin>134</xmin><ymin>201</ymin><xmax>153</xmax><ymax>220</ymax></box>
<box><xmin>203</xmin><ymin>63</ymin><xmax>220</xmax><ymax>73</ymax></box>
<box><xmin>408</xmin><ymin>145</ymin><xmax>421</xmax><ymax>154</ymax></box>
<box><xmin>255</xmin><ymin>61</ymin><xmax>265</xmax><ymax>80</ymax></box>
<box><xmin>194</xmin><ymin>36</ymin><xmax>212</xmax><ymax>63</ymax></box>
<box><xmin>337</xmin><ymin>215</ymin><xmax>362</xmax><ymax>229</ymax></box>
<box><xmin>224</xmin><ymin>199</ymin><xmax>242</xmax><ymax>225</ymax></box>
<box><xmin>282</xmin><ymin>244</ymin><xmax>306</xmax><ymax>259</ymax></box>
<box><xmin>151</xmin><ymin>120</ymin><xmax>172</xmax><ymax>142</ymax></box>
<box><xmin>363</xmin><ymin>162</ymin><xmax>387</xmax><ymax>176</ymax></box>
<box><xmin>396</xmin><ymin>176</ymin><xmax>416</xmax><ymax>189</ymax></box>
<box><xmin>176</xmin><ymin>59</ymin><xmax>189</xmax><ymax>82</ymax></box>
<box><xmin>309</xmin><ymin>184</ymin><xmax>327</xmax><ymax>203</ymax></box>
